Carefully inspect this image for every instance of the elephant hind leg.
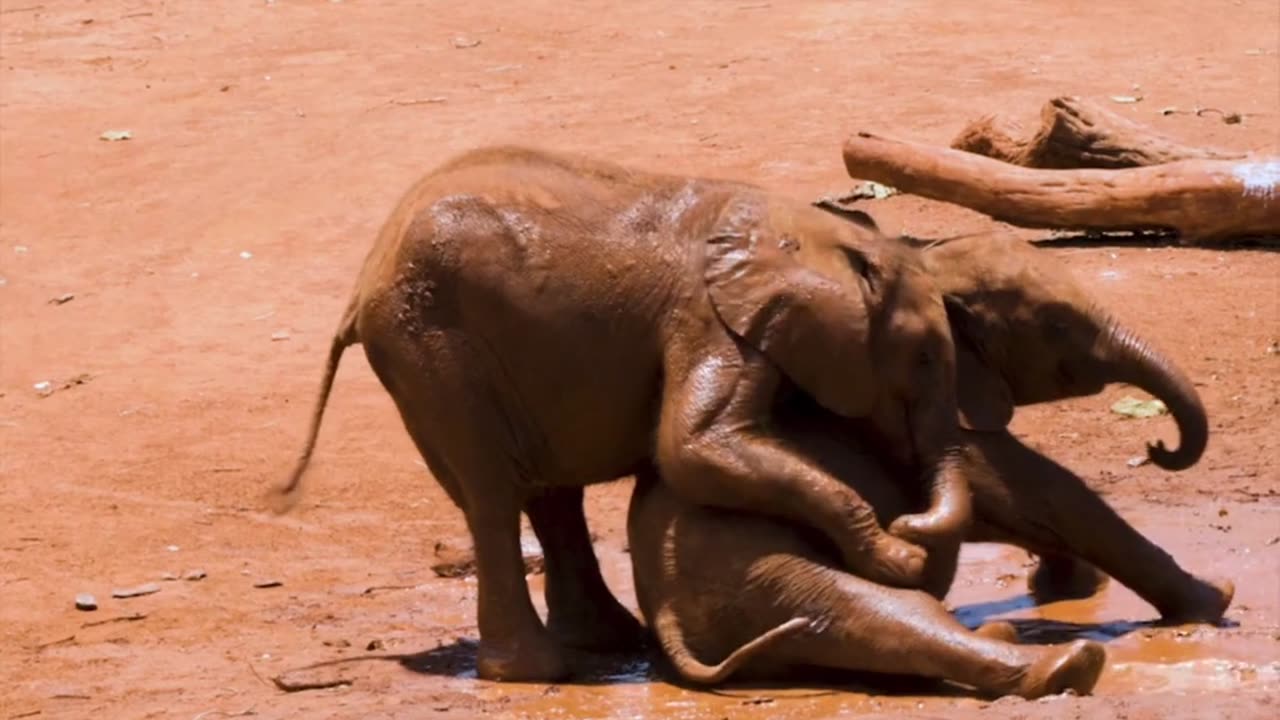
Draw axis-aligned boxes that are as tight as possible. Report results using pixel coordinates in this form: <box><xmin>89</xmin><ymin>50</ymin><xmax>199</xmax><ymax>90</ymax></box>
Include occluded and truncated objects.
<box><xmin>767</xmin><ymin>567</ymin><xmax>1106</xmax><ymax>699</ymax></box>
<box><xmin>366</xmin><ymin>331</ymin><xmax>567</xmax><ymax>682</ymax></box>
<box><xmin>525</xmin><ymin>487</ymin><xmax>646</xmax><ymax>652</ymax></box>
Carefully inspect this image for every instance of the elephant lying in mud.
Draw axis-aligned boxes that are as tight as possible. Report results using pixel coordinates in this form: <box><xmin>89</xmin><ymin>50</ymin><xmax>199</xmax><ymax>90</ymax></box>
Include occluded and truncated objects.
<box><xmin>273</xmin><ymin>147</ymin><xmax>994</xmax><ymax>681</ymax></box>
<box><xmin>624</xmin><ymin>228</ymin><xmax>1232</xmax><ymax>694</ymax></box>
<box><xmin>627</xmin><ymin>465</ymin><xmax>1107</xmax><ymax>699</ymax></box>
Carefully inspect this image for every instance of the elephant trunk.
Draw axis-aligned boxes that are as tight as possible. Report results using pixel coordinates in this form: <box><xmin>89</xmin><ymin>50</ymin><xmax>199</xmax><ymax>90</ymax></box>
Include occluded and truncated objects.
<box><xmin>1096</xmin><ymin>315</ymin><xmax>1207</xmax><ymax>470</ymax></box>
<box><xmin>889</xmin><ymin>401</ymin><xmax>973</xmax><ymax>545</ymax></box>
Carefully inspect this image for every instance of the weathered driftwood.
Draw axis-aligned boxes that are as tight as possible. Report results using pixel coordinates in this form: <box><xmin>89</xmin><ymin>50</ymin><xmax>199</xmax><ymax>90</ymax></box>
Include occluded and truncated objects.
<box><xmin>950</xmin><ymin>96</ymin><xmax>1247</xmax><ymax>169</ymax></box>
<box><xmin>841</xmin><ymin>131</ymin><xmax>1280</xmax><ymax>244</ymax></box>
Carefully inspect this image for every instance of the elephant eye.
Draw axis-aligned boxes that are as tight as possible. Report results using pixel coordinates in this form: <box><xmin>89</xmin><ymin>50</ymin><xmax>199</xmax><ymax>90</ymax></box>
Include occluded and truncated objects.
<box><xmin>839</xmin><ymin>246</ymin><xmax>878</xmax><ymax>290</ymax></box>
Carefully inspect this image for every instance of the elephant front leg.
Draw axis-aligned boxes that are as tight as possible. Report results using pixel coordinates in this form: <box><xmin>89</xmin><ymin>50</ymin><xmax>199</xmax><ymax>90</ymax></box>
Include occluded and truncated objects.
<box><xmin>525</xmin><ymin>487</ymin><xmax>646</xmax><ymax>652</ymax></box>
<box><xmin>656</xmin><ymin>343</ymin><xmax>928</xmax><ymax>589</ymax></box>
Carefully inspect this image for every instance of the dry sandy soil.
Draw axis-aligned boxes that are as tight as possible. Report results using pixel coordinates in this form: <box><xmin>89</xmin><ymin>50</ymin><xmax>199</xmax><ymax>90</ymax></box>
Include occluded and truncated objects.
<box><xmin>2</xmin><ymin>1</ymin><xmax>1278</xmax><ymax>719</ymax></box>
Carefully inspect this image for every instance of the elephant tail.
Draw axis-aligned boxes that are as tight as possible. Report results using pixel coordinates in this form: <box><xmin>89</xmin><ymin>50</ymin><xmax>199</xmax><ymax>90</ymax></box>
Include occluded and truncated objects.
<box><xmin>265</xmin><ymin>299</ymin><xmax>362</xmax><ymax>514</ymax></box>
<box><xmin>653</xmin><ymin>606</ymin><xmax>810</xmax><ymax>685</ymax></box>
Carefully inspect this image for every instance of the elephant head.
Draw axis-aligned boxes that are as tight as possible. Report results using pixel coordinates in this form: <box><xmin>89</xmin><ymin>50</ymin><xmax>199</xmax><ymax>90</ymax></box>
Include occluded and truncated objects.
<box><xmin>702</xmin><ymin>195</ymin><xmax>1005</xmax><ymax>541</ymax></box>
<box><xmin>918</xmin><ymin>232</ymin><xmax>1207</xmax><ymax>470</ymax></box>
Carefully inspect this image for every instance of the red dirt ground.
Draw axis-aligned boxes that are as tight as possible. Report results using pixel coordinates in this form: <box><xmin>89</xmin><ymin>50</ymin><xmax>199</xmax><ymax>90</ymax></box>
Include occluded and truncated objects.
<box><xmin>2</xmin><ymin>2</ymin><xmax>1277</xmax><ymax>719</ymax></box>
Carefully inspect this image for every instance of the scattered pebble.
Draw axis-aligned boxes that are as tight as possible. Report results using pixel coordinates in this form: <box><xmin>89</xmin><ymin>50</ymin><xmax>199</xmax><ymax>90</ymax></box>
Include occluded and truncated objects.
<box><xmin>49</xmin><ymin>293</ymin><xmax>75</xmax><ymax>305</ymax></box>
<box><xmin>99</xmin><ymin>129</ymin><xmax>132</xmax><ymax>141</ymax></box>
<box><xmin>33</xmin><ymin>381</ymin><xmax>53</xmax><ymax>396</ymax></box>
<box><xmin>1110</xmin><ymin>95</ymin><xmax>1142</xmax><ymax>104</ymax></box>
<box><xmin>160</xmin><ymin>572</ymin><xmax>180</xmax><ymax>582</ymax></box>
<box><xmin>74</xmin><ymin>593</ymin><xmax>98</xmax><ymax>611</ymax></box>
<box><xmin>253</xmin><ymin>579</ymin><xmax>283</xmax><ymax>589</ymax></box>
<box><xmin>112</xmin><ymin>583</ymin><xmax>161</xmax><ymax>599</ymax></box>
<box><xmin>14</xmin><ymin>245</ymin><xmax>28</xmax><ymax>254</ymax></box>
<box><xmin>452</xmin><ymin>36</ymin><xmax>482</xmax><ymax>49</ymax></box>
<box><xmin>1265</xmin><ymin>536</ymin><xmax>1279</xmax><ymax>546</ymax></box>
<box><xmin>366</xmin><ymin>638</ymin><xmax>384</xmax><ymax>651</ymax></box>
<box><xmin>166</xmin><ymin>545</ymin><xmax>180</xmax><ymax>552</ymax></box>
<box><xmin>1126</xmin><ymin>456</ymin><xmax>1150</xmax><ymax>468</ymax></box>
<box><xmin>270</xmin><ymin>330</ymin><xmax>291</xmax><ymax>342</ymax></box>
<box><xmin>239</xmin><ymin>251</ymin><xmax>253</xmax><ymax>260</ymax></box>
<box><xmin>183</xmin><ymin>569</ymin><xmax>207</xmax><ymax>581</ymax></box>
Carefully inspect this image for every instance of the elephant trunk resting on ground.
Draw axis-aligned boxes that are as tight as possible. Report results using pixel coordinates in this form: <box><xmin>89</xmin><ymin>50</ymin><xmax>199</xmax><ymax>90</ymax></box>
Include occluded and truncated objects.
<box><xmin>271</xmin><ymin>146</ymin><xmax>998</xmax><ymax>681</ymax></box>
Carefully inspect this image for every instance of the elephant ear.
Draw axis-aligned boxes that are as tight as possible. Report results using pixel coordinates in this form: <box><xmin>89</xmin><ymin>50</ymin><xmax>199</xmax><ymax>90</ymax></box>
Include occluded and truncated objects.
<box><xmin>945</xmin><ymin>295</ymin><xmax>1013</xmax><ymax>431</ymax></box>
<box><xmin>704</xmin><ymin>201</ymin><xmax>875</xmax><ymax>418</ymax></box>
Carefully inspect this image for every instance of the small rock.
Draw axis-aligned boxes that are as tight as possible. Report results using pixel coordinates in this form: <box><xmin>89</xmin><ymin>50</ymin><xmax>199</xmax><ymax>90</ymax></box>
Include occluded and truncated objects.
<box><xmin>166</xmin><ymin>545</ymin><xmax>180</xmax><ymax>552</ymax></box>
<box><xmin>271</xmin><ymin>330</ymin><xmax>291</xmax><ymax>342</ymax></box>
<box><xmin>1265</xmin><ymin>536</ymin><xmax>1279</xmax><ymax>546</ymax></box>
<box><xmin>452</xmin><ymin>36</ymin><xmax>482</xmax><ymax>49</ymax></box>
<box><xmin>14</xmin><ymin>245</ymin><xmax>28</xmax><ymax>254</ymax></box>
<box><xmin>239</xmin><ymin>251</ymin><xmax>253</xmax><ymax>260</ymax></box>
<box><xmin>253</xmin><ymin>579</ymin><xmax>283</xmax><ymax>589</ymax></box>
<box><xmin>183</xmin><ymin>569</ymin><xmax>207</xmax><ymax>581</ymax></box>
<box><xmin>366</xmin><ymin>638</ymin><xmax>384</xmax><ymax>651</ymax></box>
<box><xmin>322</xmin><ymin>638</ymin><xmax>351</xmax><ymax>648</ymax></box>
<box><xmin>49</xmin><ymin>293</ymin><xmax>75</xmax><ymax>305</ymax></box>
<box><xmin>33</xmin><ymin>381</ymin><xmax>53</xmax><ymax>396</ymax></box>
<box><xmin>99</xmin><ymin>129</ymin><xmax>133</xmax><ymax>141</ymax></box>
<box><xmin>75</xmin><ymin>593</ymin><xmax>98</xmax><ymax>611</ymax></box>
<box><xmin>1126</xmin><ymin>456</ymin><xmax>1150</xmax><ymax>468</ymax></box>
<box><xmin>112</xmin><ymin>583</ymin><xmax>161</xmax><ymax>599</ymax></box>
<box><xmin>160</xmin><ymin>571</ymin><xmax>180</xmax><ymax>582</ymax></box>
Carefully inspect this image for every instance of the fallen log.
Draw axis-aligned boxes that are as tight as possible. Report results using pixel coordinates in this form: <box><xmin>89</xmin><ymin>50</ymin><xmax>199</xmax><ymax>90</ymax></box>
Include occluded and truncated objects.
<box><xmin>950</xmin><ymin>96</ymin><xmax>1247</xmax><ymax>169</ymax></box>
<box><xmin>841</xmin><ymin>131</ymin><xmax>1280</xmax><ymax>244</ymax></box>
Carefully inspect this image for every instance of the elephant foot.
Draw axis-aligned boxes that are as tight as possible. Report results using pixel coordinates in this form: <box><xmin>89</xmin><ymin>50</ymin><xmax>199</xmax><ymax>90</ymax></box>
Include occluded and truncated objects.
<box><xmin>476</xmin><ymin>630</ymin><xmax>570</xmax><ymax>682</ymax></box>
<box><xmin>1158</xmin><ymin>575</ymin><xmax>1235</xmax><ymax>625</ymax></box>
<box><xmin>547</xmin><ymin>598</ymin><xmax>648</xmax><ymax>653</ymax></box>
<box><xmin>1012</xmin><ymin>639</ymin><xmax>1107</xmax><ymax>699</ymax></box>
<box><xmin>1028</xmin><ymin>555</ymin><xmax>1109</xmax><ymax>603</ymax></box>
<box><xmin>974</xmin><ymin>621</ymin><xmax>1019</xmax><ymax>643</ymax></box>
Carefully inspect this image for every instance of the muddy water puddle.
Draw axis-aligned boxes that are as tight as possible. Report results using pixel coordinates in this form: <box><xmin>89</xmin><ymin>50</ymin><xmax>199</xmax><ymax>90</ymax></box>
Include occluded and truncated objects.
<box><xmin>278</xmin><ymin>505</ymin><xmax>1278</xmax><ymax>717</ymax></box>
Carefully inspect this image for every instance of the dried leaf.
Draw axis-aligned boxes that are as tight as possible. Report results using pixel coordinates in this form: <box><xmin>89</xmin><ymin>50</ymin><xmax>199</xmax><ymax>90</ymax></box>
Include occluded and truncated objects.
<box><xmin>1110</xmin><ymin>396</ymin><xmax>1169</xmax><ymax>418</ymax></box>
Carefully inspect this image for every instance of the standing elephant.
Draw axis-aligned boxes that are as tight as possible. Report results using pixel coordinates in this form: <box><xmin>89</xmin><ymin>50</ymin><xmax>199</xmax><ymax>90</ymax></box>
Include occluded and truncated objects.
<box><xmin>272</xmin><ymin>147</ymin><xmax>994</xmax><ymax>681</ymax></box>
<box><xmin>626</xmin><ymin>464</ymin><xmax>1108</xmax><ymax>699</ymax></box>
